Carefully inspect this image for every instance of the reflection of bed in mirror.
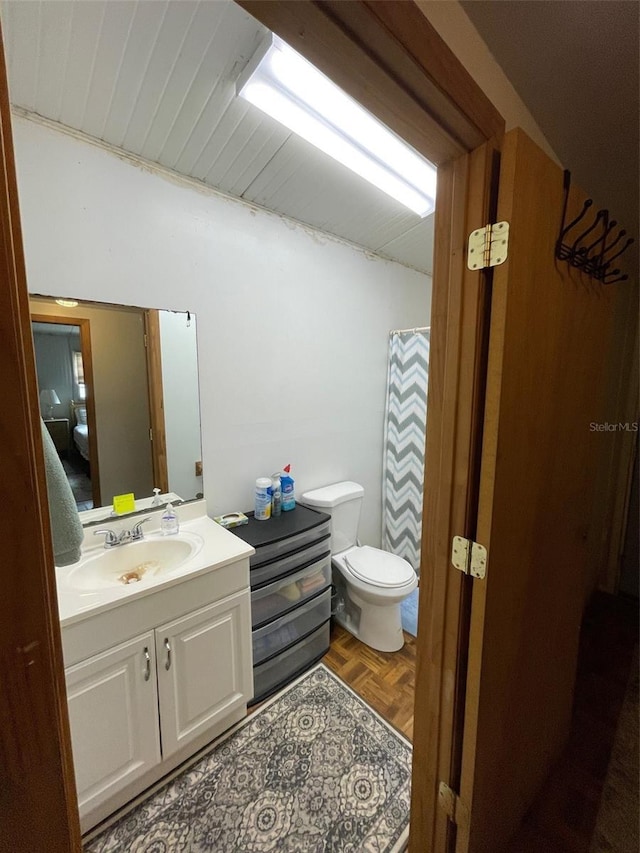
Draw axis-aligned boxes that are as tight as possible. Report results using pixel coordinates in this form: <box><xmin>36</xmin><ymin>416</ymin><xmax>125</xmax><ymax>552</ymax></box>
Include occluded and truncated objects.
<box><xmin>71</xmin><ymin>400</ymin><xmax>90</xmax><ymax>461</ymax></box>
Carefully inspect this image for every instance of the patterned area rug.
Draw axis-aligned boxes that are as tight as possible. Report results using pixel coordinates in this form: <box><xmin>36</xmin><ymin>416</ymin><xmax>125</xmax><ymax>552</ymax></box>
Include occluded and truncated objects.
<box><xmin>589</xmin><ymin>645</ymin><xmax>639</xmax><ymax>853</ymax></box>
<box><xmin>85</xmin><ymin>663</ymin><xmax>412</xmax><ymax>852</ymax></box>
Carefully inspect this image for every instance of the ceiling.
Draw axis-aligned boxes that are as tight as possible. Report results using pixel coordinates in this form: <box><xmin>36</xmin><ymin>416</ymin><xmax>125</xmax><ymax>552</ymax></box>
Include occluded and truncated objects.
<box><xmin>2</xmin><ymin>1</ymin><xmax>637</xmax><ymax>279</ymax></box>
<box><xmin>0</xmin><ymin>0</ymin><xmax>434</xmax><ymax>275</ymax></box>
<box><xmin>461</xmin><ymin>0</ymin><xmax>639</xmax><ymax>250</ymax></box>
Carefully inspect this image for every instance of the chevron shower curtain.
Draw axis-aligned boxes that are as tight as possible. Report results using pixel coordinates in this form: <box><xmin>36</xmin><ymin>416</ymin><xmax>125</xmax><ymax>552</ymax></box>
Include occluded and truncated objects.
<box><xmin>382</xmin><ymin>329</ymin><xmax>430</xmax><ymax>573</ymax></box>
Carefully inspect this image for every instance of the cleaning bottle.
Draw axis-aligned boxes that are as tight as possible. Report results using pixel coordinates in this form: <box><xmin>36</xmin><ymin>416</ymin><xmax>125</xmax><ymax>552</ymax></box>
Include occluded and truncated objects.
<box><xmin>271</xmin><ymin>473</ymin><xmax>282</xmax><ymax>517</ymax></box>
<box><xmin>161</xmin><ymin>503</ymin><xmax>179</xmax><ymax>535</ymax></box>
<box><xmin>255</xmin><ymin>478</ymin><xmax>272</xmax><ymax>521</ymax></box>
<box><xmin>281</xmin><ymin>465</ymin><xmax>295</xmax><ymax>511</ymax></box>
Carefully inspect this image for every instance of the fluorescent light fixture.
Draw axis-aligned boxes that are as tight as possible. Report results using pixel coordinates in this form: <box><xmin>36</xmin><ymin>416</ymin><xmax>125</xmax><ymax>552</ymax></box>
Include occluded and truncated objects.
<box><xmin>55</xmin><ymin>299</ymin><xmax>78</xmax><ymax>308</ymax></box>
<box><xmin>237</xmin><ymin>35</ymin><xmax>436</xmax><ymax>217</ymax></box>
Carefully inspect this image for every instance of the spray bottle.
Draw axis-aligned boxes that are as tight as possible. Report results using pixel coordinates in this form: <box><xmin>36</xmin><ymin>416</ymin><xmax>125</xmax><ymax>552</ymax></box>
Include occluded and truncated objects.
<box><xmin>281</xmin><ymin>464</ymin><xmax>295</xmax><ymax>511</ymax></box>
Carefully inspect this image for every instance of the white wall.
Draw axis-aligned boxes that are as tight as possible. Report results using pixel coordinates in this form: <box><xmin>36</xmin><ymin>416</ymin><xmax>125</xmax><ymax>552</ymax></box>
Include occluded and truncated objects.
<box><xmin>159</xmin><ymin>310</ymin><xmax>203</xmax><ymax>501</ymax></box>
<box><xmin>14</xmin><ymin>116</ymin><xmax>431</xmax><ymax>546</ymax></box>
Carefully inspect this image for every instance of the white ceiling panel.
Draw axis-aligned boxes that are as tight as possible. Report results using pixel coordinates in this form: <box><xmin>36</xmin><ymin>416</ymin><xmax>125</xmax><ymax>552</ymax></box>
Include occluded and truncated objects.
<box><xmin>242</xmin><ymin>137</ymin><xmax>424</xmax><ymax>252</ymax></box>
<box><xmin>143</xmin><ymin>1</ymin><xmax>246</xmax><ymax>164</ymax></box>
<box><xmin>75</xmin><ymin>3</ymin><xmax>138</xmax><ymax>140</ymax></box>
<box><xmin>1</xmin><ymin>0</ymin><xmax>434</xmax><ymax>275</ymax></box>
<box><xmin>378</xmin><ymin>218</ymin><xmax>435</xmax><ymax>275</ymax></box>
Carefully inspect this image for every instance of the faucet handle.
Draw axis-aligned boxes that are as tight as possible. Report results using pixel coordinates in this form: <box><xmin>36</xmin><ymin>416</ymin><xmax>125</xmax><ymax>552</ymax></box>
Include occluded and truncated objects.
<box><xmin>94</xmin><ymin>528</ymin><xmax>119</xmax><ymax>548</ymax></box>
<box><xmin>131</xmin><ymin>517</ymin><xmax>151</xmax><ymax>540</ymax></box>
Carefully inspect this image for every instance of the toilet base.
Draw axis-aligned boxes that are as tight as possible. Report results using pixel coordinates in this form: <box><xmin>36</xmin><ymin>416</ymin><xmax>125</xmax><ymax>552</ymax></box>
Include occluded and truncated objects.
<box><xmin>334</xmin><ymin>596</ymin><xmax>405</xmax><ymax>652</ymax></box>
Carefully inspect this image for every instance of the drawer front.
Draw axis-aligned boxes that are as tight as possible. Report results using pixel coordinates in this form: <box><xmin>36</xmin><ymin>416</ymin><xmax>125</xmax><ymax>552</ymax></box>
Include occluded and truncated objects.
<box><xmin>250</xmin><ymin>536</ymin><xmax>330</xmax><ymax>589</ymax></box>
<box><xmin>250</xmin><ymin>557</ymin><xmax>331</xmax><ymax>629</ymax></box>
<box><xmin>250</xmin><ymin>520</ymin><xmax>331</xmax><ymax>567</ymax></box>
<box><xmin>251</xmin><ymin>621</ymin><xmax>330</xmax><ymax>705</ymax></box>
<box><xmin>252</xmin><ymin>587</ymin><xmax>331</xmax><ymax>665</ymax></box>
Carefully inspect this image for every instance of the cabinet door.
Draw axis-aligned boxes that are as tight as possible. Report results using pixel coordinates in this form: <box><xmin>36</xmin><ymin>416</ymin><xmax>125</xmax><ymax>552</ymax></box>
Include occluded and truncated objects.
<box><xmin>156</xmin><ymin>590</ymin><xmax>252</xmax><ymax>759</ymax></box>
<box><xmin>65</xmin><ymin>632</ymin><xmax>161</xmax><ymax>817</ymax></box>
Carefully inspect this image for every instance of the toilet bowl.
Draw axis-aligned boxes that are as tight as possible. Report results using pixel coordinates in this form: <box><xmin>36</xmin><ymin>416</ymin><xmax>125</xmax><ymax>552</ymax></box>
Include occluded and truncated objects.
<box><xmin>301</xmin><ymin>482</ymin><xmax>418</xmax><ymax>652</ymax></box>
<box><xmin>333</xmin><ymin>545</ymin><xmax>417</xmax><ymax>651</ymax></box>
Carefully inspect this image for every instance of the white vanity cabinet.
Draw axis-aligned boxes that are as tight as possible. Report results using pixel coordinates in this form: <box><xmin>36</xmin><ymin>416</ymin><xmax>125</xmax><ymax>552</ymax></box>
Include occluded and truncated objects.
<box><xmin>61</xmin><ymin>552</ymin><xmax>253</xmax><ymax>833</ymax></box>
<box><xmin>155</xmin><ymin>591</ymin><xmax>250</xmax><ymax>758</ymax></box>
<box><xmin>66</xmin><ymin>632</ymin><xmax>161</xmax><ymax>817</ymax></box>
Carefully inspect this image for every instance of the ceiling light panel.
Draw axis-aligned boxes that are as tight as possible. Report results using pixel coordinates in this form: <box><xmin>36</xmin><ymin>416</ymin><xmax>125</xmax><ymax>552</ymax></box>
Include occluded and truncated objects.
<box><xmin>237</xmin><ymin>35</ymin><xmax>436</xmax><ymax>217</ymax></box>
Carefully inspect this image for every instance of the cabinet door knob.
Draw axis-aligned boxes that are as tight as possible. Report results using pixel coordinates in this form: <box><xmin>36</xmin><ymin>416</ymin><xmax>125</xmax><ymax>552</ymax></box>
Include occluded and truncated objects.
<box><xmin>143</xmin><ymin>647</ymin><xmax>151</xmax><ymax>681</ymax></box>
<box><xmin>164</xmin><ymin>638</ymin><xmax>171</xmax><ymax>671</ymax></box>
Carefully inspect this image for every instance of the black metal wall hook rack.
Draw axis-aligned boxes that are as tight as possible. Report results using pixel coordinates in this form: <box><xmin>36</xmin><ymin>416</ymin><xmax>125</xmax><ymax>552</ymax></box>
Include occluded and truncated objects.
<box><xmin>555</xmin><ymin>170</ymin><xmax>633</xmax><ymax>285</ymax></box>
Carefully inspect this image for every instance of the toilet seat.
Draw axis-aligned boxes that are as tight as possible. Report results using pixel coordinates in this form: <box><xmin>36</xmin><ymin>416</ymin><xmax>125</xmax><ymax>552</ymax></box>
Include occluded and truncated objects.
<box><xmin>344</xmin><ymin>546</ymin><xmax>415</xmax><ymax>588</ymax></box>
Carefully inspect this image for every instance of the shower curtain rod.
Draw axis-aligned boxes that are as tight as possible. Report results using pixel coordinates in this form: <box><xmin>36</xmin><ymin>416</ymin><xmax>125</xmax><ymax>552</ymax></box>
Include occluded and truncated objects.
<box><xmin>389</xmin><ymin>325</ymin><xmax>430</xmax><ymax>336</ymax></box>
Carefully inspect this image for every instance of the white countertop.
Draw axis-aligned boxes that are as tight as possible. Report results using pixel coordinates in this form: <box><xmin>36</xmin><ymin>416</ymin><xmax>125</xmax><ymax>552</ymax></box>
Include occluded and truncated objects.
<box><xmin>56</xmin><ymin>500</ymin><xmax>254</xmax><ymax>627</ymax></box>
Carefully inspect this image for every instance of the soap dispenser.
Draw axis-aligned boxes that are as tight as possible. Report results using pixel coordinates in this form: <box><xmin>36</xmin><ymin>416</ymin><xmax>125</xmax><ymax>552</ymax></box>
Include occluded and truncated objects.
<box><xmin>151</xmin><ymin>487</ymin><xmax>162</xmax><ymax>506</ymax></box>
<box><xmin>161</xmin><ymin>503</ymin><xmax>179</xmax><ymax>535</ymax></box>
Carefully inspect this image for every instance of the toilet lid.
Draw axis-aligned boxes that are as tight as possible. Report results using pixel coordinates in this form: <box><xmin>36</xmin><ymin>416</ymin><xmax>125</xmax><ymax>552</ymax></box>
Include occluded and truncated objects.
<box><xmin>344</xmin><ymin>546</ymin><xmax>415</xmax><ymax>588</ymax></box>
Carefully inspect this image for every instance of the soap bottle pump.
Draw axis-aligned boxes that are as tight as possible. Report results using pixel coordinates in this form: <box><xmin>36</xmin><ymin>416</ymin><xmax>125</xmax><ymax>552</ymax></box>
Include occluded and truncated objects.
<box><xmin>161</xmin><ymin>503</ymin><xmax>179</xmax><ymax>535</ymax></box>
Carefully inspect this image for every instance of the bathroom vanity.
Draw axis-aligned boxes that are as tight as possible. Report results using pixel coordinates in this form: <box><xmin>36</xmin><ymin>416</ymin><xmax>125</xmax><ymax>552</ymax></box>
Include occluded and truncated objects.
<box><xmin>56</xmin><ymin>501</ymin><xmax>254</xmax><ymax>833</ymax></box>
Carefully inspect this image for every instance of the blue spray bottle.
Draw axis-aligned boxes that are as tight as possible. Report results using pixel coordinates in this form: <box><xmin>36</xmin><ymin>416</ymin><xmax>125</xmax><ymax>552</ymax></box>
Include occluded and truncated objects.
<box><xmin>281</xmin><ymin>464</ymin><xmax>296</xmax><ymax>511</ymax></box>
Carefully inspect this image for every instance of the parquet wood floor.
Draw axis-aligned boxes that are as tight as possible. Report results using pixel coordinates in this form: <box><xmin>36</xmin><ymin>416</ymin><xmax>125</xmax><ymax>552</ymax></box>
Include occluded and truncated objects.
<box><xmin>322</xmin><ymin>621</ymin><xmax>417</xmax><ymax>741</ymax></box>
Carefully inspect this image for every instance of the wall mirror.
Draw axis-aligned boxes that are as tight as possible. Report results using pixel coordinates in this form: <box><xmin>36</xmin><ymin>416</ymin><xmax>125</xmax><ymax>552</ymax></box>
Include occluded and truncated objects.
<box><xmin>30</xmin><ymin>295</ymin><xmax>203</xmax><ymax>525</ymax></box>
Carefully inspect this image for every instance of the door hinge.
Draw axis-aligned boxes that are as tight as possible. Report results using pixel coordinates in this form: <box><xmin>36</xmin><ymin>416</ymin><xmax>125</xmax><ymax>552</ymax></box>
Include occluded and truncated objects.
<box><xmin>149</xmin><ymin>428</ymin><xmax>153</xmax><ymax>442</ymax></box>
<box><xmin>451</xmin><ymin>535</ymin><xmax>487</xmax><ymax>579</ymax></box>
<box><xmin>467</xmin><ymin>221</ymin><xmax>509</xmax><ymax>270</ymax></box>
<box><xmin>438</xmin><ymin>781</ymin><xmax>470</xmax><ymax>827</ymax></box>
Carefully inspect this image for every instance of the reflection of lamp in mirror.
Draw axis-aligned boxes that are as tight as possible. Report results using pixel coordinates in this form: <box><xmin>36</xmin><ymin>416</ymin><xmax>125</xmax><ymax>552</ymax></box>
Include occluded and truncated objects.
<box><xmin>40</xmin><ymin>388</ymin><xmax>61</xmax><ymax>419</ymax></box>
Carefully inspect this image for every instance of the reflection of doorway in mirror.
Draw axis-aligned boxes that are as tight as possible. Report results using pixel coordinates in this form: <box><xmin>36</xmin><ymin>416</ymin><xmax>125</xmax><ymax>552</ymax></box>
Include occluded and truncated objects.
<box><xmin>31</xmin><ymin>311</ymin><xmax>101</xmax><ymax>509</ymax></box>
<box><xmin>31</xmin><ymin>306</ymin><xmax>100</xmax><ymax>511</ymax></box>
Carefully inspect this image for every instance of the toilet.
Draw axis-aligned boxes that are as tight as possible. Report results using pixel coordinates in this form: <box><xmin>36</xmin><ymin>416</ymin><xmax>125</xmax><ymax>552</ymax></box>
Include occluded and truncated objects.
<box><xmin>301</xmin><ymin>481</ymin><xmax>417</xmax><ymax>652</ymax></box>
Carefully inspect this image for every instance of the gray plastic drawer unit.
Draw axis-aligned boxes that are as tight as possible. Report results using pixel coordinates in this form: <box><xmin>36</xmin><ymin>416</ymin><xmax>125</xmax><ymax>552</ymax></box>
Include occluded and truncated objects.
<box><xmin>230</xmin><ymin>504</ymin><xmax>333</xmax><ymax>704</ymax></box>
<box><xmin>252</xmin><ymin>587</ymin><xmax>332</xmax><ymax>665</ymax></box>
<box><xmin>252</xmin><ymin>622</ymin><xmax>331</xmax><ymax>703</ymax></box>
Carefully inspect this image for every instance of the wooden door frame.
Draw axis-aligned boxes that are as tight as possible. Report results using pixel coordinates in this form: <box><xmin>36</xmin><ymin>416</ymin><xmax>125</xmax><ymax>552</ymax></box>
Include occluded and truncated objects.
<box><xmin>0</xmin><ymin>17</ymin><xmax>81</xmax><ymax>852</ymax></box>
<box><xmin>4</xmin><ymin>2</ymin><xmax>507</xmax><ymax>850</ymax></box>
<box><xmin>143</xmin><ymin>309</ymin><xmax>169</xmax><ymax>494</ymax></box>
<box><xmin>30</xmin><ymin>312</ymin><xmax>102</xmax><ymax>507</ymax></box>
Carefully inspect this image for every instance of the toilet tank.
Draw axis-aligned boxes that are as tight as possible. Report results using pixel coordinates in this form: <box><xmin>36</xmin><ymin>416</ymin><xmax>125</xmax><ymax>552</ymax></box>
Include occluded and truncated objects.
<box><xmin>300</xmin><ymin>481</ymin><xmax>364</xmax><ymax>555</ymax></box>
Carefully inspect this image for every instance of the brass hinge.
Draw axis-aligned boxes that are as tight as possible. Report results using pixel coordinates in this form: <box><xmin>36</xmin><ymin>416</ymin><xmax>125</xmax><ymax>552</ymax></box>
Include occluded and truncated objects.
<box><xmin>467</xmin><ymin>221</ymin><xmax>509</xmax><ymax>269</ymax></box>
<box><xmin>438</xmin><ymin>781</ymin><xmax>470</xmax><ymax>828</ymax></box>
<box><xmin>144</xmin><ymin>333</ymin><xmax>148</xmax><ymax>347</ymax></box>
<box><xmin>149</xmin><ymin>428</ymin><xmax>153</xmax><ymax>442</ymax></box>
<box><xmin>451</xmin><ymin>535</ymin><xmax>487</xmax><ymax>579</ymax></box>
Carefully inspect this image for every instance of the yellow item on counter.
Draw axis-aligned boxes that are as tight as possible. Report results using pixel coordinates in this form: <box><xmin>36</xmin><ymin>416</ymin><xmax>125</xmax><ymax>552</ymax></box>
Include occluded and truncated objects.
<box><xmin>113</xmin><ymin>493</ymin><xmax>136</xmax><ymax>514</ymax></box>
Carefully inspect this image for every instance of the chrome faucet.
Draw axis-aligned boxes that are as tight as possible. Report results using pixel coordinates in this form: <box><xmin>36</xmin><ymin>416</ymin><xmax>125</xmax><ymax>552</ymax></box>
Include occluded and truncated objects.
<box><xmin>93</xmin><ymin>517</ymin><xmax>151</xmax><ymax>548</ymax></box>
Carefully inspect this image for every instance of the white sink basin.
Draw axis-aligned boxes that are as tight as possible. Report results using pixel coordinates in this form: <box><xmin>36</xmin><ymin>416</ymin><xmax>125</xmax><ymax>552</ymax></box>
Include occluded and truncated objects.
<box><xmin>65</xmin><ymin>533</ymin><xmax>204</xmax><ymax>591</ymax></box>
